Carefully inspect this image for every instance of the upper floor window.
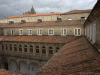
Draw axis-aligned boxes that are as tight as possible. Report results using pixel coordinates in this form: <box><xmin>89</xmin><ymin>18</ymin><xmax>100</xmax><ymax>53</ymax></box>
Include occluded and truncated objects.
<box><xmin>11</xmin><ymin>30</ymin><xmax>14</xmax><ymax>35</ymax></box>
<box><xmin>4</xmin><ymin>30</ymin><xmax>7</xmax><ymax>35</ymax></box>
<box><xmin>61</xmin><ymin>29</ymin><xmax>66</xmax><ymax>35</ymax></box>
<box><xmin>52</xmin><ymin>16</ymin><xmax>53</xmax><ymax>19</ymax></box>
<box><xmin>49</xmin><ymin>29</ymin><xmax>54</xmax><ymax>35</ymax></box>
<box><xmin>30</xmin><ymin>45</ymin><xmax>33</xmax><ymax>52</ymax></box>
<box><xmin>56</xmin><ymin>47</ymin><xmax>59</xmax><ymax>52</ymax></box>
<box><xmin>49</xmin><ymin>47</ymin><xmax>53</xmax><ymax>54</ymax></box>
<box><xmin>28</xmin><ymin>29</ymin><xmax>32</xmax><ymax>35</ymax></box>
<box><xmin>36</xmin><ymin>46</ymin><xmax>39</xmax><ymax>53</ymax></box>
<box><xmin>10</xmin><ymin>44</ymin><xmax>12</xmax><ymax>51</ymax></box>
<box><xmin>14</xmin><ymin>44</ymin><xmax>17</xmax><ymax>51</ymax></box>
<box><xmin>19</xmin><ymin>29</ymin><xmax>23</xmax><ymax>35</ymax></box>
<box><xmin>74</xmin><ymin>28</ymin><xmax>81</xmax><ymax>36</ymax></box>
<box><xmin>37</xmin><ymin>29</ymin><xmax>42</xmax><ymax>35</ymax></box>
<box><xmin>46</xmin><ymin>17</ymin><xmax>47</xmax><ymax>19</ymax></box>
<box><xmin>42</xmin><ymin>46</ymin><xmax>46</xmax><ymax>54</ymax></box>
<box><xmin>6</xmin><ymin>44</ymin><xmax>8</xmax><ymax>50</ymax></box>
<box><xmin>2</xmin><ymin>44</ymin><xmax>4</xmax><ymax>51</ymax></box>
<box><xmin>24</xmin><ymin>45</ymin><xmax>27</xmax><ymax>52</ymax></box>
<box><xmin>19</xmin><ymin>45</ymin><xmax>22</xmax><ymax>51</ymax></box>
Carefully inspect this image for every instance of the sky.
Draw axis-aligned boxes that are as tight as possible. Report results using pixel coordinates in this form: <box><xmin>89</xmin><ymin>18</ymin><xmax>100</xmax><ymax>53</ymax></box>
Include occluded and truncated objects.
<box><xmin>0</xmin><ymin>0</ymin><xmax>97</xmax><ymax>18</ymax></box>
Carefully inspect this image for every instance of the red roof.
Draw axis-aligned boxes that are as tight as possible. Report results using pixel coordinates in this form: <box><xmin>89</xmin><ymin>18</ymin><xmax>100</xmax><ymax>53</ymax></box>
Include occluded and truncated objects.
<box><xmin>7</xmin><ymin>12</ymin><xmax>62</xmax><ymax>18</ymax></box>
<box><xmin>62</xmin><ymin>9</ymin><xmax>91</xmax><ymax>15</ymax></box>
<box><xmin>37</xmin><ymin>37</ymin><xmax>100</xmax><ymax>75</ymax></box>
<box><xmin>1</xmin><ymin>20</ymin><xmax>84</xmax><ymax>28</ymax></box>
<box><xmin>0</xmin><ymin>35</ymin><xmax>80</xmax><ymax>44</ymax></box>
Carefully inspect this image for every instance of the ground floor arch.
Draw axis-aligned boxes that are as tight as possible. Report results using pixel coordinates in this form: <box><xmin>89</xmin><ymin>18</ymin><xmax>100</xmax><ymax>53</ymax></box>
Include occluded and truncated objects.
<box><xmin>10</xmin><ymin>59</ymin><xmax>17</xmax><ymax>72</ymax></box>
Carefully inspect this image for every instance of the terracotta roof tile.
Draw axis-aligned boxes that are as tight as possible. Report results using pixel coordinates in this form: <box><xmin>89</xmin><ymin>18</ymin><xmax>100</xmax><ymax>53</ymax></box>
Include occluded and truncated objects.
<box><xmin>7</xmin><ymin>12</ymin><xmax>62</xmax><ymax>19</ymax></box>
<box><xmin>0</xmin><ymin>35</ymin><xmax>79</xmax><ymax>44</ymax></box>
<box><xmin>37</xmin><ymin>37</ymin><xmax>100</xmax><ymax>75</ymax></box>
<box><xmin>2</xmin><ymin>20</ymin><xmax>84</xmax><ymax>28</ymax></box>
<box><xmin>62</xmin><ymin>9</ymin><xmax>92</xmax><ymax>15</ymax></box>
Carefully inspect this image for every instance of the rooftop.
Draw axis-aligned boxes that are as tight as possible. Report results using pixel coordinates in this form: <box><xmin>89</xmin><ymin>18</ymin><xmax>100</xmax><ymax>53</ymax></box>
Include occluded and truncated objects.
<box><xmin>37</xmin><ymin>36</ymin><xmax>100</xmax><ymax>75</ymax></box>
<box><xmin>0</xmin><ymin>20</ymin><xmax>84</xmax><ymax>28</ymax></box>
<box><xmin>0</xmin><ymin>35</ymin><xmax>80</xmax><ymax>44</ymax></box>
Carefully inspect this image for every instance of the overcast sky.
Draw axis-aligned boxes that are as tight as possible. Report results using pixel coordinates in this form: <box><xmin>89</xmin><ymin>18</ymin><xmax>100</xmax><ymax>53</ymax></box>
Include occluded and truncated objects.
<box><xmin>0</xmin><ymin>0</ymin><xmax>97</xmax><ymax>18</ymax></box>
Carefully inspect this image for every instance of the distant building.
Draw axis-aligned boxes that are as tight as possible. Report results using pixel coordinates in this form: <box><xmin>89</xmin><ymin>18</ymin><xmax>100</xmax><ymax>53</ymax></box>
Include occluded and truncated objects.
<box><xmin>23</xmin><ymin>6</ymin><xmax>36</xmax><ymax>15</ymax></box>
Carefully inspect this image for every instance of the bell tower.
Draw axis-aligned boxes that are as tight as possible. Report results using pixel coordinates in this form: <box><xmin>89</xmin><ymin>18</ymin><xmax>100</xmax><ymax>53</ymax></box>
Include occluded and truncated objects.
<box><xmin>31</xmin><ymin>6</ymin><xmax>36</xmax><ymax>14</ymax></box>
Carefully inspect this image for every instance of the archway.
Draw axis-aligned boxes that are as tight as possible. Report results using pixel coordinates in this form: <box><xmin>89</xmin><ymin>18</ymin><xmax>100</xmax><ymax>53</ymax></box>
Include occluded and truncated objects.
<box><xmin>10</xmin><ymin>59</ymin><xmax>17</xmax><ymax>72</ymax></box>
<box><xmin>29</xmin><ymin>62</ymin><xmax>40</xmax><ymax>75</ymax></box>
<box><xmin>20</xmin><ymin>61</ymin><xmax>29</xmax><ymax>74</ymax></box>
<box><xmin>4</xmin><ymin>62</ymin><xmax>8</xmax><ymax>70</ymax></box>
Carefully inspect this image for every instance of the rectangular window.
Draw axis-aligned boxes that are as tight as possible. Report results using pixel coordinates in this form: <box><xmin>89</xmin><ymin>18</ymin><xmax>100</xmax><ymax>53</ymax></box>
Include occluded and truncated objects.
<box><xmin>11</xmin><ymin>30</ymin><xmax>14</xmax><ymax>35</ymax></box>
<box><xmin>49</xmin><ymin>29</ymin><xmax>54</xmax><ymax>35</ymax></box>
<box><xmin>19</xmin><ymin>30</ymin><xmax>23</xmax><ymax>35</ymax></box>
<box><xmin>74</xmin><ymin>28</ymin><xmax>81</xmax><ymax>36</ymax></box>
<box><xmin>37</xmin><ymin>29</ymin><xmax>42</xmax><ymax>35</ymax></box>
<box><xmin>2</xmin><ymin>44</ymin><xmax>4</xmax><ymax>51</ymax></box>
<box><xmin>61</xmin><ymin>29</ymin><xmax>66</xmax><ymax>35</ymax></box>
<box><xmin>4</xmin><ymin>30</ymin><xmax>7</xmax><ymax>35</ymax></box>
<box><xmin>28</xmin><ymin>29</ymin><xmax>32</xmax><ymax>35</ymax></box>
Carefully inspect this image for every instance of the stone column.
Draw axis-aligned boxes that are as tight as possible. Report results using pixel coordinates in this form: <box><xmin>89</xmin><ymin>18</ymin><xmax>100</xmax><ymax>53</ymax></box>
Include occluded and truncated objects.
<box><xmin>46</xmin><ymin>45</ymin><xmax>48</xmax><ymax>58</ymax></box>
<box><xmin>33</xmin><ymin>44</ymin><xmax>35</xmax><ymax>57</ymax></box>
<box><xmin>53</xmin><ymin>44</ymin><xmax>56</xmax><ymax>55</ymax></box>
<box><xmin>8</xmin><ymin>58</ymin><xmax>10</xmax><ymax>70</ymax></box>
<box><xmin>22</xmin><ymin>44</ymin><xmax>24</xmax><ymax>57</ymax></box>
<box><xmin>39</xmin><ymin>43</ymin><xmax>42</xmax><ymax>58</ymax></box>
<box><xmin>17</xmin><ymin>59</ymin><xmax>20</xmax><ymax>72</ymax></box>
<box><xmin>12</xmin><ymin>43</ymin><xmax>14</xmax><ymax>56</ymax></box>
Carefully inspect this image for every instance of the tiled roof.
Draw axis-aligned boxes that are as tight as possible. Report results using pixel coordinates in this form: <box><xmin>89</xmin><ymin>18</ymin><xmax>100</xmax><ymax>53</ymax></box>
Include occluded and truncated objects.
<box><xmin>37</xmin><ymin>37</ymin><xmax>100</xmax><ymax>75</ymax></box>
<box><xmin>0</xmin><ymin>69</ymin><xmax>23</xmax><ymax>75</ymax></box>
<box><xmin>0</xmin><ymin>35</ymin><xmax>80</xmax><ymax>44</ymax></box>
<box><xmin>62</xmin><ymin>9</ymin><xmax>92</xmax><ymax>15</ymax></box>
<box><xmin>7</xmin><ymin>12</ymin><xmax>62</xmax><ymax>19</ymax></box>
<box><xmin>1</xmin><ymin>20</ymin><xmax>84</xmax><ymax>28</ymax></box>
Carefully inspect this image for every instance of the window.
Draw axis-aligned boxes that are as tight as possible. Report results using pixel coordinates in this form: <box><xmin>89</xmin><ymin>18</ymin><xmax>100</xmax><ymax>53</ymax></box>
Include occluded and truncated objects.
<box><xmin>46</xmin><ymin>17</ymin><xmax>47</xmax><ymax>19</ymax></box>
<box><xmin>49</xmin><ymin>47</ymin><xmax>53</xmax><ymax>54</ymax></box>
<box><xmin>49</xmin><ymin>29</ymin><xmax>54</xmax><ymax>35</ymax></box>
<box><xmin>37</xmin><ymin>29</ymin><xmax>42</xmax><ymax>35</ymax></box>
<box><xmin>14</xmin><ymin>44</ymin><xmax>17</xmax><ymax>51</ymax></box>
<box><xmin>61</xmin><ymin>29</ymin><xmax>66</xmax><ymax>35</ymax></box>
<box><xmin>19</xmin><ymin>45</ymin><xmax>22</xmax><ymax>51</ymax></box>
<box><xmin>31</xmin><ymin>18</ymin><xmax>32</xmax><ymax>20</ymax></box>
<box><xmin>30</xmin><ymin>45</ymin><xmax>33</xmax><ymax>52</ymax></box>
<box><xmin>24</xmin><ymin>45</ymin><xmax>27</xmax><ymax>52</ymax></box>
<box><xmin>52</xmin><ymin>16</ymin><xmax>53</xmax><ymax>19</ymax></box>
<box><xmin>42</xmin><ymin>46</ymin><xmax>46</xmax><ymax>54</ymax></box>
<box><xmin>4</xmin><ymin>30</ymin><xmax>7</xmax><ymax>35</ymax></box>
<box><xmin>10</xmin><ymin>44</ymin><xmax>12</xmax><ymax>51</ymax></box>
<box><xmin>19</xmin><ymin>29</ymin><xmax>23</xmax><ymax>35</ymax></box>
<box><xmin>6</xmin><ymin>44</ymin><xmax>8</xmax><ymax>50</ymax></box>
<box><xmin>11</xmin><ymin>30</ymin><xmax>14</xmax><ymax>35</ymax></box>
<box><xmin>68</xmin><ymin>18</ymin><xmax>72</xmax><ymax>20</ymax></box>
<box><xmin>28</xmin><ymin>29</ymin><xmax>32</xmax><ymax>35</ymax></box>
<box><xmin>74</xmin><ymin>28</ymin><xmax>81</xmax><ymax>36</ymax></box>
<box><xmin>36</xmin><ymin>46</ymin><xmax>39</xmax><ymax>53</ymax></box>
<box><xmin>32</xmin><ymin>67</ymin><xmax>34</xmax><ymax>71</ymax></box>
<box><xmin>56</xmin><ymin>47</ymin><xmax>59</xmax><ymax>52</ymax></box>
<box><xmin>2</xmin><ymin>44</ymin><xmax>4</xmax><ymax>51</ymax></box>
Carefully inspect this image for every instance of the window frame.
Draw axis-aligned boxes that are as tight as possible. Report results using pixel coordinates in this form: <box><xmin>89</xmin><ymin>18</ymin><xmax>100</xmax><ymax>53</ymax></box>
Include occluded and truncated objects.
<box><xmin>49</xmin><ymin>47</ymin><xmax>53</xmax><ymax>54</ymax></box>
<box><xmin>11</xmin><ymin>30</ymin><xmax>14</xmax><ymax>35</ymax></box>
<box><xmin>74</xmin><ymin>28</ymin><xmax>81</xmax><ymax>36</ymax></box>
<box><xmin>19</xmin><ymin>29</ymin><xmax>23</xmax><ymax>35</ymax></box>
<box><xmin>4</xmin><ymin>30</ymin><xmax>7</xmax><ymax>35</ymax></box>
<box><xmin>48</xmin><ymin>29</ymin><xmax>54</xmax><ymax>35</ymax></box>
<box><xmin>61</xmin><ymin>29</ymin><xmax>67</xmax><ymax>35</ymax></box>
<box><xmin>37</xmin><ymin>29</ymin><xmax>42</xmax><ymax>35</ymax></box>
<box><xmin>28</xmin><ymin>29</ymin><xmax>32</xmax><ymax>35</ymax></box>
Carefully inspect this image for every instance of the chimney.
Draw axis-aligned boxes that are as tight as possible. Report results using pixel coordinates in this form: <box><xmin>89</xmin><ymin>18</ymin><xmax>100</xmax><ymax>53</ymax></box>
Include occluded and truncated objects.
<box><xmin>37</xmin><ymin>19</ymin><xmax>42</xmax><ymax>23</ymax></box>
<box><xmin>21</xmin><ymin>20</ymin><xmax>26</xmax><ymax>24</ymax></box>
<box><xmin>9</xmin><ymin>21</ymin><xmax>14</xmax><ymax>25</ymax></box>
<box><xmin>57</xmin><ymin>18</ymin><xmax>61</xmax><ymax>22</ymax></box>
<box><xmin>80</xmin><ymin>17</ymin><xmax>85</xmax><ymax>25</ymax></box>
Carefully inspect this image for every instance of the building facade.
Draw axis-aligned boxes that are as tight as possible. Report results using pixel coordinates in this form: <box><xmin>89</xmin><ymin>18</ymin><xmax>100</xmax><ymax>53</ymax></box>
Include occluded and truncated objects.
<box><xmin>0</xmin><ymin>9</ymin><xmax>92</xmax><ymax>75</ymax></box>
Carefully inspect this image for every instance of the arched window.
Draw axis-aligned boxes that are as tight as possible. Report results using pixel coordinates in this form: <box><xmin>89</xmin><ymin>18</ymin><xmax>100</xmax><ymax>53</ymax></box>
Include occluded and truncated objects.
<box><xmin>10</xmin><ymin>44</ymin><xmax>12</xmax><ymax>50</ymax></box>
<box><xmin>56</xmin><ymin>47</ymin><xmax>59</xmax><ymax>52</ymax></box>
<box><xmin>19</xmin><ymin>45</ymin><xmax>22</xmax><ymax>51</ymax></box>
<box><xmin>30</xmin><ymin>45</ymin><xmax>33</xmax><ymax>52</ymax></box>
<box><xmin>42</xmin><ymin>46</ymin><xmax>46</xmax><ymax>54</ymax></box>
<box><xmin>24</xmin><ymin>45</ymin><xmax>27</xmax><ymax>52</ymax></box>
<box><xmin>36</xmin><ymin>46</ymin><xmax>39</xmax><ymax>53</ymax></box>
<box><xmin>2</xmin><ymin>44</ymin><xmax>4</xmax><ymax>51</ymax></box>
<box><xmin>14</xmin><ymin>44</ymin><xmax>17</xmax><ymax>51</ymax></box>
<box><xmin>6</xmin><ymin>44</ymin><xmax>8</xmax><ymax>50</ymax></box>
<box><xmin>49</xmin><ymin>47</ymin><xmax>53</xmax><ymax>54</ymax></box>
